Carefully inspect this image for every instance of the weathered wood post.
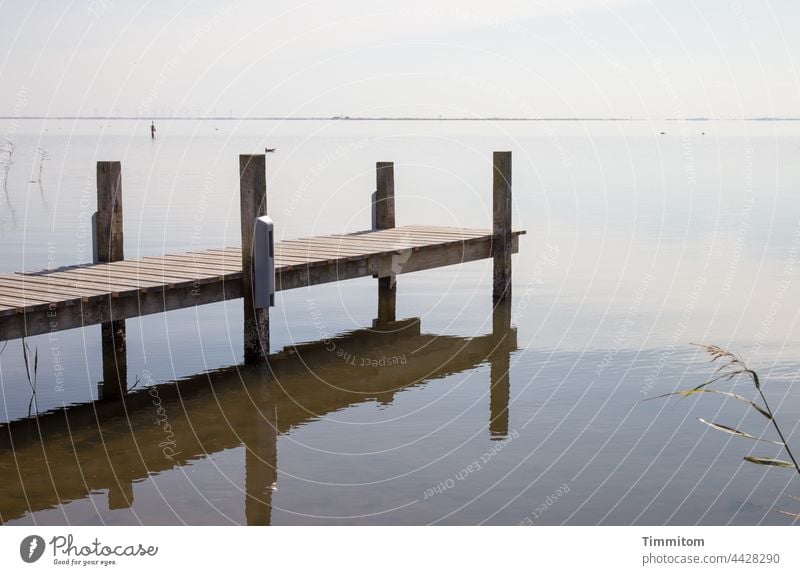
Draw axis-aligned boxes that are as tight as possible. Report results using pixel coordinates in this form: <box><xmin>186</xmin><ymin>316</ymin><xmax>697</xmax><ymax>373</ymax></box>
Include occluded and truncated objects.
<box><xmin>240</xmin><ymin>154</ymin><xmax>269</xmax><ymax>363</ymax></box>
<box><xmin>96</xmin><ymin>161</ymin><xmax>127</xmax><ymax>399</ymax></box>
<box><xmin>492</xmin><ymin>151</ymin><xmax>512</xmax><ymax>303</ymax></box>
<box><xmin>375</xmin><ymin>161</ymin><xmax>396</xmax><ymax>326</ymax></box>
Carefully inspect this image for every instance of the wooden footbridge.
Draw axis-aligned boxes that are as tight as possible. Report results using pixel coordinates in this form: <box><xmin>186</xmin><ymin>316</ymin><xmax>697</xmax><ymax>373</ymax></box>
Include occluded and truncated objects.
<box><xmin>0</xmin><ymin>151</ymin><xmax>522</xmax><ymax>390</ymax></box>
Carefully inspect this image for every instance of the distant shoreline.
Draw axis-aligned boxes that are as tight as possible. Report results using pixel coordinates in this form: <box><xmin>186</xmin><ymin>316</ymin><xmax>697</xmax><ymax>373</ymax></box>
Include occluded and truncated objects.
<box><xmin>1</xmin><ymin>116</ymin><xmax>799</xmax><ymax>122</ymax></box>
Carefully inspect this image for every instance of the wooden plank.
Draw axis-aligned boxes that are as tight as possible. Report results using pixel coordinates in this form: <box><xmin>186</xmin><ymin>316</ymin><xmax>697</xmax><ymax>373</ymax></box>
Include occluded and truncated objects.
<box><xmin>43</xmin><ymin>266</ymin><xmax>188</xmax><ymax>290</ymax></box>
<box><xmin>202</xmin><ymin>247</ymin><xmax>242</xmax><ymax>255</ymax></box>
<box><xmin>153</xmin><ymin>253</ymin><xmax>243</xmax><ymax>269</ymax></box>
<box><xmin>138</xmin><ymin>256</ymin><xmax>237</xmax><ymax>276</ymax></box>
<box><xmin>0</xmin><ymin>280</ymin><xmax>243</xmax><ymax>340</ymax></box>
<box><xmin>0</xmin><ymin>288</ymin><xmax>68</xmax><ymax>305</ymax></box>
<box><xmin>373</xmin><ymin>225</ymin><xmax>486</xmax><ymax>236</ymax></box>
<box><xmin>0</xmin><ymin>274</ymin><xmax>112</xmax><ymax>297</ymax></box>
<box><xmin>147</xmin><ymin>253</ymin><xmax>242</xmax><ymax>267</ymax></box>
<box><xmin>339</xmin><ymin>234</ymin><xmax>486</xmax><ymax>251</ymax></box>
<box><xmin>104</xmin><ymin>261</ymin><xmax>212</xmax><ymax>282</ymax></box>
<box><xmin>182</xmin><ymin>248</ymin><xmax>242</xmax><ymax>264</ymax></box>
<box><xmin>110</xmin><ymin>259</ymin><xmax>211</xmax><ymax>276</ymax></box>
<box><xmin>299</xmin><ymin>233</ymin><xmax>430</xmax><ymax>247</ymax></box>
<box><xmin>372</xmin><ymin>229</ymin><xmax>489</xmax><ymax>241</ymax></box>
<box><xmin>0</xmin><ymin>293</ymin><xmax>78</xmax><ymax>311</ymax></box>
<box><xmin>277</xmin><ymin>238</ymin><xmax>379</xmax><ymax>252</ymax></box>
<box><xmin>273</xmin><ymin>245</ymin><xmax>340</xmax><ymax>258</ymax></box>
<box><xmin>274</xmin><ymin>252</ymin><xmax>338</xmax><ymax>263</ymax></box>
<box><xmin>325</xmin><ymin>234</ymin><xmax>447</xmax><ymax>247</ymax></box>
<box><xmin>369</xmin><ymin>229</ymin><xmax>488</xmax><ymax>242</ymax></box>
<box><xmin>402</xmin><ymin>225</ymin><xmax>492</xmax><ymax>235</ymax></box>
<box><xmin>298</xmin><ymin>235</ymin><xmax>434</xmax><ymax>251</ymax></box>
<box><xmin>25</xmin><ymin>269</ymin><xmax>160</xmax><ymax>292</ymax></box>
<box><xmin>272</xmin><ymin>252</ymin><xmax>326</xmax><ymax>264</ymax></box>
<box><xmin>0</xmin><ymin>277</ymin><xmax>98</xmax><ymax>301</ymax></box>
<box><xmin>276</xmin><ymin>243</ymin><xmax>369</xmax><ymax>259</ymax></box>
<box><xmin>0</xmin><ymin>297</ymin><xmax>37</xmax><ymax>311</ymax></box>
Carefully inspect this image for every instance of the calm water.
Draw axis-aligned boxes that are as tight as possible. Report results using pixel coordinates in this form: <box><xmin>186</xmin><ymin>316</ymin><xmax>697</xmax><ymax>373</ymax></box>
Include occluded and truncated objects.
<box><xmin>1</xmin><ymin>118</ymin><xmax>800</xmax><ymax>525</ymax></box>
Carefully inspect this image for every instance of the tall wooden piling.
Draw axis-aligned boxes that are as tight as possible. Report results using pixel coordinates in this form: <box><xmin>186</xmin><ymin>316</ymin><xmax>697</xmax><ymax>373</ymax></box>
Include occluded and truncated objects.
<box><xmin>96</xmin><ymin>162</ymin><xmax>124</xmax><ymax>263</ymax></box>
<box><xmin>375</xmin><ymin>162</ymin><xmax>396</xmax><ymax>326</ymax></box>
<box><xmin>375</xmin><ymin>162</ymin><xmax>395</xmax><ymax>229</ymax></box>
<box><xmin>240</xmin><ymin>154</ymin><xmax>269</xmax><ymax>363</ymax></box>
<box><xmin>492</xmin><ymin>151</ymin><xmax>512</xmax><ymax>303</ymax></box>
<box><xmin>96</xmin><ymin>161</ymin><xmax>127</xmax><ymax>399</ymax></box>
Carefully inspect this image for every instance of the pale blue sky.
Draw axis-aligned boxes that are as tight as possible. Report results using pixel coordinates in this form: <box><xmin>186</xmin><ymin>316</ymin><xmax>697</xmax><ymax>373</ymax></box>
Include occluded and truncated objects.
<box><xmin>0</xmin><ymin>0</ymin><xmax>798</xmax><ymax>118</ymax></box>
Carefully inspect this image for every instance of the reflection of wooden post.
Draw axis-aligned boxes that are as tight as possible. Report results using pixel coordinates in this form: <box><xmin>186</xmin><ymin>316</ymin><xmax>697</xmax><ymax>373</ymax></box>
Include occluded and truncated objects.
<box><xmin>240</xmin><ymin>155</ymin><xmax>269</xmax><ymax>364</ymax></box>
<box><xmin>100</xmin><ymin>320</ymin><xmax>127</xmax><ymax>399</ymax></box>
<box><xmin>108</xmin><ymin>478</ymin><xmax>133</xmax><ymax>510</ymax></box>
<box><xmin>375</xmin><ymin>162</ymin><xmax>396</xmax><ymax>326</ymax></box>
<box><xmin>97</xmin><ymin>161</ymin><xmax>127</xmax><ymax>399</ymax></box>
<box><xmin>489</xmin><ymin>299</ymin><xmax>512</xmax><ymax>440</ymax></box>
<box><xmin>492</xmin><ymin>151</ymin><xmax>512</xmax><ymax>303</ymax></box>
<box><xmin>245</xmin><ymin>388</ymin><xmax>277</xmax><ymax>526</ymax></box>
<box><xmin>377</xmin><ymin>283</ymin><xmax>396</xmax><ymax>325</ymax></box>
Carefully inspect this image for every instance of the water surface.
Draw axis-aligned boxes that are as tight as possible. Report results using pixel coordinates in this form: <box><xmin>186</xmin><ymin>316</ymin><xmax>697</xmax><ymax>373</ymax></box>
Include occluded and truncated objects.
<box><xmin>1</xmin><ymin>119</ymin><xmax>799</xmax><ymax>525</ymax></box>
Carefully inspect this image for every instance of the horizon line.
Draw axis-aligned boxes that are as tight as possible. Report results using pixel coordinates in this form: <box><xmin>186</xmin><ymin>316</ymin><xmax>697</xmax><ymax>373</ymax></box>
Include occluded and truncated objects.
<box><xmin>2</xmin><ymin>115</ymin><xmax>799</xmax><ymax>122</ymax></box>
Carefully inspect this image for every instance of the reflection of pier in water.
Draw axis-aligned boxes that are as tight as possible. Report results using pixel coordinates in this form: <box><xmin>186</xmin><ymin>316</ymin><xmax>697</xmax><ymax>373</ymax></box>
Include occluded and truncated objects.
<box><xmin>0</xmin><ymin>303</ymin><xmax>515</xmax><ymax>525</ymax></box>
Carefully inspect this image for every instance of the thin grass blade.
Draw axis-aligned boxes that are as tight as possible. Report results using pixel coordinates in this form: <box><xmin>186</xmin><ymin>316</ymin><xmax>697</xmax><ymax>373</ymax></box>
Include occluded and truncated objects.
<box><xmin>698</xmin><ymin>419</ymin><xmax>783</xmax><ymax>444</ymax></box>
<box><xmin>686</xmin><ymin>389</ymin><xmax>772</xmax><ymax>419</ymax></box>
<box><xmin>777</xmin><ymin>510</ymin><xmax>800</xmax><ymax>519</ymax></box>
<box><xmin>744</xmin><ymin>456</ymin><xmax>795</xmax><ymax>468</ymax></box>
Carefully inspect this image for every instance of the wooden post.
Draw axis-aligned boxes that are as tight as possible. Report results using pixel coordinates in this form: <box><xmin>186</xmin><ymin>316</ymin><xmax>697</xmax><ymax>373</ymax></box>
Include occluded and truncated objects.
<box><xmin>96</xmin><ymin>162</ymin><xmax>124</xmax><ymax>263</ymax></box>
<box><xmin>375</xmin><ymin>162</ymin><xmax>396</xmax><ymax>327</ymax></box>
<box><xmin>96</xmin><ymin>161</ymin><xmax>127</xmax><ymax>399</ymax></box>
<box><xmin>375</xmin><ymin>162</ymin><xmax>395</xmax><ymax>229</ymax></box>
<box><xmin>492</xmin><ymin>151</ymin><xmax>512</xmax><ymax>303</ymax></box>
<box><xmin>240</xmin><ymin>154</ymin><xmax>269</xmax><ymax>364</ymax></box>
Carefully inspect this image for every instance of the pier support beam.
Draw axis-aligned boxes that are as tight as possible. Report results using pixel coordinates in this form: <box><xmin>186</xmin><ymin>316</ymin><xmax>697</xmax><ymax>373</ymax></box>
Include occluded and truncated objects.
<box><xmin>96</xmin><ymin>161</ymin><xmax>127</xmax><ymax>399</ymax></box>
<box><xmin>240</xmin><ymin>154</ymin><xmax>269</xmax><ymax>364</ymax></box>
<box><xmin>374</xmin><ymin>162</ymin><xmax>396</xmax><ymax>327</ymax></box>
<box><xmin>492</xmin><ymin>151</ymin><xmax>512</xmax><ymax>304</ymax></box>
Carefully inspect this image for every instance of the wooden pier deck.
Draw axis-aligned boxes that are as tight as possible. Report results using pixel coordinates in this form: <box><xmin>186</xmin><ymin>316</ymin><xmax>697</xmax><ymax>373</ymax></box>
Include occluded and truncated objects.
<box><xmin>0</xmin><ymin>150</ymin><xmax>522</xmax><ymax>377</ymax></box>
<box><xmin>0</xmin><ymin>224</ymin><xmax>522</xmax><ymax>340</ymax></box>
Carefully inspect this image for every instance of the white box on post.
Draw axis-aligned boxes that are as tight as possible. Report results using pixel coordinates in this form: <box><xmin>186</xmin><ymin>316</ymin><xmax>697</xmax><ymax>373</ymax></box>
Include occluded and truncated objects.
<box><xmin>254</xmin><ymin>215</ymin><xmax>275</xmax><ymax>308</ymax></box>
